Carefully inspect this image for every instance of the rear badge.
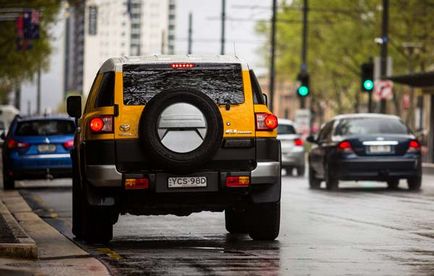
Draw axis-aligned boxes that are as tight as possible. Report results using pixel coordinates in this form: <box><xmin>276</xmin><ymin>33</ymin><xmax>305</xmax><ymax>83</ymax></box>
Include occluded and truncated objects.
<box><xmin>120</xmin><ymin>124</ymin><xmax>131</xmax><ymax>132</ymax></box>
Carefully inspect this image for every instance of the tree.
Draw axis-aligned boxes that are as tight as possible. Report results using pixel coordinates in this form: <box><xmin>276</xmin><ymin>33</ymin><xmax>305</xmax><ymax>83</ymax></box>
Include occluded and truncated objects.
<box><xmin>256</xmin><ymin>0</ymin><xmax>434</xmax><ymax>122</ymax></box>
<box><xmin>0</xmin><ymin>0</ymin><xmax>61</xmax><ymax>103</ymax></box>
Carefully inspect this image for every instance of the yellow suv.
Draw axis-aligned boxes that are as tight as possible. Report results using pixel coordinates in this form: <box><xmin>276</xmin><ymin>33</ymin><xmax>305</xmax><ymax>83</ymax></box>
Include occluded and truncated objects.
<box><xmin>67</xmin><ymin>55</ymin><xmax>281</xmax><ymax>243</ymax></box>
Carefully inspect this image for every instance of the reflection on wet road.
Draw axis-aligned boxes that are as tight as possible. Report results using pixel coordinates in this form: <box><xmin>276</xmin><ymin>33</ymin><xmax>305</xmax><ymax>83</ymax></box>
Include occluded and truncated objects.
<box><xmin>18</xmin><ymin>174</ymin><xmax>434</xmax><ymax>275</ymax></box>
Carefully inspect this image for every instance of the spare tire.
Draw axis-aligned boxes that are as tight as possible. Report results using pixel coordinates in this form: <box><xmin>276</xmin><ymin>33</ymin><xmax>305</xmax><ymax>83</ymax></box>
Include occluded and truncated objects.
<box><xmin>139</xmin><ymin>88</ymin><xmax>223</xmax><ymax>173</ymax></box>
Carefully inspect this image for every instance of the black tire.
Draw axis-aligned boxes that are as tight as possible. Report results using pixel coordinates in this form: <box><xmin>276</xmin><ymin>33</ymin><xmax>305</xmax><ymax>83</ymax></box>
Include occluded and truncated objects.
<box><xmin>225</xmin><ymin>208</ymin><xmax>248</xmax><ymax>234</ymax></box>
<box><xmin>139</xmin><ymin>89</ymin><xmax>223</xmax><ymax>173</ymax></box>
<box><xmin>2</xmin><ymin>166</ymin><xmax>15</xmax><ymax>190</ymax></box>
<box><xmin>248</xmin><ymin>202</ymin><xmax>280</xmax><ymax>241</ymax></box>
<box><xmin>285</xmin><ymin>167</ymin><xmax>293</xmax><ymax>176</ymax></box>
<box><xmin>407</xmin><ymin>176</ymin><xmax>421</xmax><ymax>191</ymax></box>
<box><xmin>387</xmin><ymin>179</ymin><xmax>399</xmax><ymax>189</ymax></box>
<box><xmin>325</xmin><ymin>164</ymin><xmax>339</xmax><ymax>191</ymax></box>
<box><xmin>296</xmin><ymin>166</ymin><xmax>305</xmax><ymax>177</ymax></box>
<box><xmin>71</xmin><ymin>150</ymin><xmax>83</xmax><ymax>239</ymax></box>
<box><xmin>308</xmin><ymin>166</ymin><xmax>321</xmax><ymax>189</ymax></box>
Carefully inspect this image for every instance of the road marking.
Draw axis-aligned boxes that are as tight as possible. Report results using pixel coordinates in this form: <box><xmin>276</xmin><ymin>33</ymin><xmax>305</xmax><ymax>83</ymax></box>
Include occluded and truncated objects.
<box><xmin>97</xmin><ymin>247</ymin><xmax>122</xmax><ymax>261</ymax></box>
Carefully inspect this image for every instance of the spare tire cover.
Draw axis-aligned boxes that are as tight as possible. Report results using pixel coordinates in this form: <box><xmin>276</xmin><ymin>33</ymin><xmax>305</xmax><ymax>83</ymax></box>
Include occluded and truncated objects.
<box><xmin>139</xmin><ymin>88</ymin><xmax>223</xmax><ymax>173</ymax></box>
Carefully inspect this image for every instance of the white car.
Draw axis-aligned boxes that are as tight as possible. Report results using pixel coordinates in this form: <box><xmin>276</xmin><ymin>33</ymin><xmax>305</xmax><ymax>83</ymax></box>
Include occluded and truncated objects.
<box><xmin>278</xmin><ymin>119</ymin><xmax>305</xmax><ymax>176</ymax></box>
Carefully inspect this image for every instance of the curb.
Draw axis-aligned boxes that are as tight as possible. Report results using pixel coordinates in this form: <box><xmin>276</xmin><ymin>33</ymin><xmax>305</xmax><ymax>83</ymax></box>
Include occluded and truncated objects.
<box><xmin>0</xmin><ymin>194</ymin><xmax>37</xmax><ymax>259</ymax></box>
<box><xmin>422</xmin><ymin>163</ymin><xmax>434</xmax><ymax>175</ymax></box>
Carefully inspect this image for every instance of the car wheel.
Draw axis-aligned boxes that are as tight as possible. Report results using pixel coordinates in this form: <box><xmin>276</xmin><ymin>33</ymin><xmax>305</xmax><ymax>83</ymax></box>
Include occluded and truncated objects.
<box><xmin>248</xmin><ymin>202</ymin><xmax>280</xmax><ymax>241</ymax></box>
<box><xmin>225</xmin><ymin>208</ymin><xmax>248</xmax><ymax>234</ymax></box>
<box><xmin>296</xmin><ymin>166</ymin><xmax>305</xmax><ymax>177</ymax></box>
<box><xmin>2</xmin><ymin>167</ymin><xmax>15</xmax><ymax>190</ymax></box>
<box><xmin>387</xmin><ymin>179</ymin><xmax>399</xmax><ymax>189</ymax></box>
<box><xmin>285</xmin><ymin>167</ymin><xmax>293</xmax><ymax>176</ymax></box>
<box><xmin>72</xmin><ymin>151</ymin><xmax>84</xmax><ymax>239</ymax></box>
<box><xmin>407</xmin><ymin>176</ymin><xmax>421</xmax><ymax>191</ymax></box>
<box><xmin>76</xmin><ymin>183</ymin><xmax>114</xmax><ymax>243</ymax></box>
<box><xmin>308</xmin><ymin>166</ymin><xmax>321</xmax><ymax>189</ymax></box>
<box><xmin>325</xmin><ymin>164</ymin><xmax>339</xmax><ymax>191</ymax></box>
<box><xmin>139</xmin><ymin>88</ymin><xmax>223</xmax><ymax>173</ymax></box>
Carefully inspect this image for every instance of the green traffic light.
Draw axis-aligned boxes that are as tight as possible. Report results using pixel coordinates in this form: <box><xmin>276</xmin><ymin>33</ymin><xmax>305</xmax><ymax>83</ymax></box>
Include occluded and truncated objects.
<box><xmin>298</xmin><ymin>85</ymin><xmax>309</xmax><ymax>97</ymax></box>
<box><xmin>363</xmin><ymin>79</ymin><xmax>374</xmax><ymax>91</ymax></box>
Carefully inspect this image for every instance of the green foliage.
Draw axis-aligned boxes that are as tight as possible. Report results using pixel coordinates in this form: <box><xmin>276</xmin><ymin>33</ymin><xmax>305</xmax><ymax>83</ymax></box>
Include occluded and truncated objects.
<box><xmin>0</xmin><ymin>0</ymin><xmax>61</xmax><ymax>97</ymax></box>
<box><xmin>256</xmin><ymin>0</ymin><xmax>434</xmax><ymax>115</ymax></box>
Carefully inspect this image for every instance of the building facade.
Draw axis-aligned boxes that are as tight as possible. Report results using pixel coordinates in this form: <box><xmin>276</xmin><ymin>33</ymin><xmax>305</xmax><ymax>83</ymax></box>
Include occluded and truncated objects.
<box><xmin>64</xmin><ymin>0</ymin><xmax>174</xmax><ymax>96</ymax></box>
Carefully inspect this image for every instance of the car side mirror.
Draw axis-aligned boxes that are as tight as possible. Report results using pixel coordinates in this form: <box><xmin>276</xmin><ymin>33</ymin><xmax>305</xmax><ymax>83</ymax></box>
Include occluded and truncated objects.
<box><xmin>262</xmin><ymin>93</ymin><xmax>268</xmax><ymax>106</ymax></box>
<box><xmin>306</xmin><ymin>135</ymin><xmax>317</xmax><ymax>144</ymax></box>
<box><xmin>0</xmin><ymin>132</ymin><xmax>5</xmax><ymax>140</ymax></box>
<box><xmin>67</xmin><ymin>96</ymin><xmax>82</xmax><ymax>118</ymax></box>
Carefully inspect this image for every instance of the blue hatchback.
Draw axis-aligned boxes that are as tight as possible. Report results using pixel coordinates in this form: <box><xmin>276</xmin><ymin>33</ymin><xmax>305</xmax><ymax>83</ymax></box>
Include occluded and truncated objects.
<box><xmin>1</xmin><ymin>115</ymin><xmax>75</xmax><ymax>189</ymax></box>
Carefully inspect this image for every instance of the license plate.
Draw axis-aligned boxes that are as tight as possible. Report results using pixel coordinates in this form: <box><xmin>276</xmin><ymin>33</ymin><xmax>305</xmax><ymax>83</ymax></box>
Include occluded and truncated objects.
<box><xmin>38</xmin><ymin>144</ymin><xmax>56</xmax><ymax>153</ymax></box>
<box><xmin>168</xmin><ymin>176</ymin><xmax>207</xmax><ymax>188</ymax></box>
<box><xmin>368</xmin><ymin>145</ymin><xmax>392</xmax><ymax>153</ymax></box>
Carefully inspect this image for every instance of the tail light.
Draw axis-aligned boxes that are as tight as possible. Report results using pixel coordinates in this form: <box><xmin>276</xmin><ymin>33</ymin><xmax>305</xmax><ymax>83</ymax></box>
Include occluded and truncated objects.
<box><xmin>255</xmin><ymin>113</ymin><xmax>278</xmax><ymax>131</ymax></box>
<box><xmin>89</xmin><ymin>116</ymin><xmax>113</xmax><ymax>133</ymax></box>
<box><xmin>294</xmin><ymin>138</ymin><xmax>304</xmax><ymax>146</ymax></box>
<box><xmin>7</xmin><ymin>139</ymin><xmax>30</xmax><ymax>150</ymax></box>
<box><xmin>337</xmin><ymin>140</ymin><xmax>354</xmax><ymax>153</ymax></box>
<box><xmin>124</xmin><ymin>177</ymin><xmax>149</xmax><ymax>190</ymax></box>
<box><xmin>225</xmin><ymin>176</ymin><xmax>250</xmax><ymax>187</ymax></box>
<box><xmin>63</xmin><ymin>139</ymin><xmax>74</xmax><ymax>150</ymax></box>
<box><xmin>407</xmin><ymin>139</ymin><xmax>421</xmax><ymax>153</ymax></box>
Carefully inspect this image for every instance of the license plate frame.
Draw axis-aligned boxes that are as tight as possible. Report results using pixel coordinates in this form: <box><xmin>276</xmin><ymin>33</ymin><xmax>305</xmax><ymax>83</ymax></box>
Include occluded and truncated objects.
<box><xmin>168</xmin><ymin>176</ymin><xmax>207</xmax><ymax>188</ymax></box>
<box><xmin>38</xmin><ymin>144</ymin><xmax>56</xmax><ymax>153</ymax></box>
<box><xmin>368</xmin><ymin>145</ymin><xmax>392</xmax><ymax>153</ymax></box>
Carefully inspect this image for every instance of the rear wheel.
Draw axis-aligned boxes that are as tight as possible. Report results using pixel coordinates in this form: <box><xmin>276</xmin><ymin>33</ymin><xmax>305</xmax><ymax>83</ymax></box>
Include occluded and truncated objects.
<box><xmin>407</xmin><ymin>176</ymin><xmax>421</xmax><ymax>191</ymax></box>
<box><xmin>2</xmin><ymin>167</ymin><xmax>15</xmax><ymax>190</ymax></box>
<box><xmin>285</xmin><ymin>167</ymin><xmax>293</xmax><ymax>176</ymax></box>
<box><xmin>387</xmin><ymin>179</ymin><xmax>399</xmax><ymax>189</ymax></box>
<box><xmin>73</xmin><ymin>182</ymin><xmax>114</xmax><ymax>243</ymax></box>
<box><xmin>296</xmin><ymin>166</ymin><xmax>305</xmax><ymax>177</ymax></box>
<box><xmin>248</xmin><ymin>202</ymin><xmax>280</xmax><ymax>241</ymax></box>
<box><xmin>308</xmin><ymin>166</ymin><xmax>321</xmax><ymax>189</ymax></box>
<box><xmin>325</xmin><ymin>164</ymin><xmax>339</xmax><ymax>191</ymax></box>
<box><xmin>225</xmin><ymin>208</ymin><xmax>248</xmax><ymax>234</ymax></box>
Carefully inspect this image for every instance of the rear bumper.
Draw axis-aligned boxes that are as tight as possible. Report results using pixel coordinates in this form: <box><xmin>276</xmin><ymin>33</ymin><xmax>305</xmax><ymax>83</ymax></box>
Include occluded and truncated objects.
<box><xmin>337</xmin><ymin>156</ymin><xmax>421</xmax><ymax>180</ymax></box>
<box><xmin>83</xmin><ymin>161</ymin><xmax>281</xmax><ymax>209</ymax></box>
<box><xmin>86</xmin><ymin>161</ymin><xmax>280</xmax><ymax>187</ymax></box>
<box><xmin>9</xmin><ymin>153</ymin><xmax>72</xmax><ymax>178</ymax></box>
<box><xmin>281</xmin><ymin>150</ymin><xmax>304</xmax><ymax>167</ymax></box>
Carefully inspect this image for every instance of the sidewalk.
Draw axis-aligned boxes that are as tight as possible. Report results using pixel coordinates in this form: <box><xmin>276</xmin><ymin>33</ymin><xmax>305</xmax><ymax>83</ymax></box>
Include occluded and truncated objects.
<box><xmin>0</xmin><ymin>190</ymin><xmax>110</xmax><ymax>275</ymax></box>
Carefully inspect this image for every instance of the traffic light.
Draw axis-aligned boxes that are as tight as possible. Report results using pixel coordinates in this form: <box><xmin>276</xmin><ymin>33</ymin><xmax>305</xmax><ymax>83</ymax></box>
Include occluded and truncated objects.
<box><xmin>297</xmin><ymin>72</ymin><xmax>310</xmax><ymax>97</ymax></box>
<box><xmin>361</xmin><ymin>62</ymin><xmax>374</xmax><ymax>92</ymax></box>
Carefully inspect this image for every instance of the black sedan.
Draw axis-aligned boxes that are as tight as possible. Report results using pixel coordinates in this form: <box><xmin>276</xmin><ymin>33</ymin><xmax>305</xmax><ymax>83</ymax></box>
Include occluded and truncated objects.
<box><xmin>307</xmin><ymin>113</ymin><xmax>422</xmax><ymax>191</ymax></box>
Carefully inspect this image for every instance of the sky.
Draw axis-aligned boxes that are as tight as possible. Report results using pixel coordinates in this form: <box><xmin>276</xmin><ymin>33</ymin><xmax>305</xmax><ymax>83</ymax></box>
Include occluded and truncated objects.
<box><xmin>19</xmin><ymin>0</ymin><xmax>273</xmax><ymax>115</ymax></box>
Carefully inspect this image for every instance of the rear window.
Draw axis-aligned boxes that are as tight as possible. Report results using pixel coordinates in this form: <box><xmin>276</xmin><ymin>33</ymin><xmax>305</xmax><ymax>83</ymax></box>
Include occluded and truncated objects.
<box><xmin>122</xmin><ymin>63</ymin><xmax>244</xmax><ymax>105</ymax></box>
<box><xmin>334</xmin><ymin>118</ymin><xmax>410</xmax><ymax>136</ymax></box>
<box><xmin>15</xmin><ymin>120</ymin><xmax>75</xmax><ymax>136</ymax></box>
<box><xmin>278</xmin><ymin>124</ymin><xmax>296</xmax><ymax>135</ymax></box>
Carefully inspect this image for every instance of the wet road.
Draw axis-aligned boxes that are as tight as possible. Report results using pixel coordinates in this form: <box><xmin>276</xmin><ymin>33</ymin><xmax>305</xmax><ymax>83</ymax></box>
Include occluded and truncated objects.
<box><xmin>15</xmin><ymin>173</ymin><xmax>434</xmax><ymax>275</ymax></box>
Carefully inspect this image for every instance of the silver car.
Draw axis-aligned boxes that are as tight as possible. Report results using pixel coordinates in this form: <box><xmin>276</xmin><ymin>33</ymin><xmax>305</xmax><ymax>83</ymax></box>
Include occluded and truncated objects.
<box><xmin>278</xmin><ymin>119</ymin><xmax>305</xmax><ymax>176</ymax></box>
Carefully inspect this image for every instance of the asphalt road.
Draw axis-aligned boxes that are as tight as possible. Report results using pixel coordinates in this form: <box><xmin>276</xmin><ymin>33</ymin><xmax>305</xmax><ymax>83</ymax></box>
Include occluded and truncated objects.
<box><xmin>14</xmin><ymin>173</ymin><xmax>434</xmax><ymax>275</ymax></box>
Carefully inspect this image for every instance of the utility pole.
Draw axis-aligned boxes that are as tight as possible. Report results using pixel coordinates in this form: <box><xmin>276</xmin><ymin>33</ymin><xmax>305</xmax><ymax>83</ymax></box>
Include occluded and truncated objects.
<box><xmin>220</xmin><ymin>0</ymin><xmax>226</xmax><ymax>55</ymax></box>
<box><xmin>379</xmin><ymin>0</ymin><xmax>389</xmax><ymax>113</ymax></box>
<box><xmin>187</xmin><ymin>12</ymin><xmax>193</xmax><ymax>54</ymax></box>
<box><xmin>36</xmin><ymin>66</ymin><xmax>41</xmax><ymax>114</ymax></box>
<box><xmin>14</xmin><ymin>84</ymin><xmax>20</xmax><ymax>110</ymax></box>
<box><xmin>300</xmin><ymin>0</ymin><xmax>308</xmax><ymax>109</ymax></box>
<box><xmin>269</xmin><ymin>0</ymin><xmax>277</xmax><ymax>113</ymax></box>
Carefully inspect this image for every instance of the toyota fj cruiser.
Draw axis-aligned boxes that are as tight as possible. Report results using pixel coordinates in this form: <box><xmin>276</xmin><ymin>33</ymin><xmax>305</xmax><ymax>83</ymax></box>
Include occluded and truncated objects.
<box><xmin>67</xmin><ymin>55</ymin><xmax>281</xmax><ymax>243</ymax></box>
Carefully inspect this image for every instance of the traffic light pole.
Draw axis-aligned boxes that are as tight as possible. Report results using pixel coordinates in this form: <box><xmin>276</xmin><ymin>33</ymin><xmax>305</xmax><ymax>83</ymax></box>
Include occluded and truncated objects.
<box><xmin>299</xmin><ymin>0</ymin><xmax>308</xmax><ymax>109</ymax></box>
<box><xmin>269</xmin><ymin>0</ymin><xmax>277</xmax><ymax>113</ymax></box>
<box><xmin>379</xmin><ymin>0</ymin><xmax>389</xmax><ymax>113</ymax></box>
